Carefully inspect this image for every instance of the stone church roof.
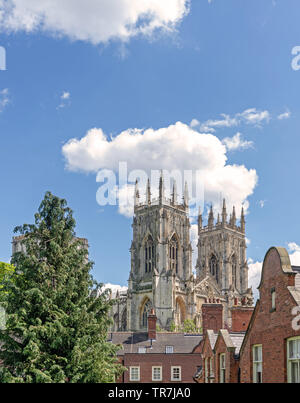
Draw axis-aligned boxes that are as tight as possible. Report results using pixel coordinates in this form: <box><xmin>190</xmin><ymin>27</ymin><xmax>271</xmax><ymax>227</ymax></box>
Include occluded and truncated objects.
<box><xmin>109</xmin><ymin>332</ymin><xmax>202</xmax><ymax>355</ymax></box>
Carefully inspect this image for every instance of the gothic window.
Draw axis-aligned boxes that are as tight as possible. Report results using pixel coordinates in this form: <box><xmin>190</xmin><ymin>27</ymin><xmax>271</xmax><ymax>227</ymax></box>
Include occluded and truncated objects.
<box><xmin>232</xmin><ymin>255</ymin><xmax>237</xmax><ymax>289</ymax></box>
<box><xmin>169</xmin><ymin>235</ymin><xmax>179</xmax><ymax>273</ymax></box>
<box><xmin>141</xmin><ymin>299</ymin><xmax>152</xmax><ymax>328</ymax></box>
<box><xmin>210</xmin><ymin>255</ymin><xmax>219</xmax><ymax>283</ymax></box>
<box><xmin>120</xmin><ymin>308</ymin><xmax>127</xmax><ymax>331</ymax></box>
<box><xmin>145</xmin><ymin>236</ymin><xmax>155</xmax><ymax>273</ymax></box>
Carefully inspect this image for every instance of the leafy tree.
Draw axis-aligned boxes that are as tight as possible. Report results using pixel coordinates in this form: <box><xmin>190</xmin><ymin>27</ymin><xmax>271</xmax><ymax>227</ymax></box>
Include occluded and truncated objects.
<box><xmin>169</xmin><ymin>321</ymin><xmax>176</xmax><ymax>332</ymax></box>
<box><xmin>0</xmin><ymin>192</ymin><xmax>124</xmax><ymax>383</ymax></box>
<box><xmin>0</xmin><ymin>262</ymin><xmax>15</xmax><ymax>298</ymax></box>
<box><xmin>182</xmin><ymin>319</ymin><xmax>198</xmax><ymax>334</ymax></box>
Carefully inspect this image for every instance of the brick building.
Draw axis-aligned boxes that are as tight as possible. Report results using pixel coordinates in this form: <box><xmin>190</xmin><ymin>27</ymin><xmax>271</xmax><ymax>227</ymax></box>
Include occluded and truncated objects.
<box><xmin>111</xmin><ymin>310</ymin><xmax>202</xmax><ymax>383</ymax></box>
<box><xmin>193</xmin><ymin>304</ymin><xmax>251</xmax><ymax>383</ymax></box>
<box><xmin>239</xmin><ymin>247</ymin><xmax>300</xmax><ymax>383</ymax></box>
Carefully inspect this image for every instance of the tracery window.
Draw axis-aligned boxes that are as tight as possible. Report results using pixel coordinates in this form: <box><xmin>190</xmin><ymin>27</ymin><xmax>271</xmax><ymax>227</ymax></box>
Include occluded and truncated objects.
<box><xmin>210</xmin><ymin>255</ymin><xmax>219</xmax><ymax>283</ymax></box>
<box><xmin>141</xmin><ymin>299</ymin><xmax>152</xmax><ymax>328</ymax></box>
<box><xmin>169</xmin><ymin>235</ymin><xmax>179</xmax><ymax>273</ymax></box>
<box><xmin>232</xmin><ymin>255</ymin><xmax>237</xmax><ymax>289</ymax></box>
<box><xmin>145</xmin><ymin>236</ymin><xmax>155</xmax><ymax>273</ymax></box>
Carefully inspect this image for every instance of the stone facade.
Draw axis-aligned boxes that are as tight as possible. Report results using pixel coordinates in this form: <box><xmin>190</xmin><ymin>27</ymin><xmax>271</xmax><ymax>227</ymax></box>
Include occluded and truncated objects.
<box><xmin>111</xmin><ymin>173</ymin><xmax>253</xmax><ymax>332</ymax></box>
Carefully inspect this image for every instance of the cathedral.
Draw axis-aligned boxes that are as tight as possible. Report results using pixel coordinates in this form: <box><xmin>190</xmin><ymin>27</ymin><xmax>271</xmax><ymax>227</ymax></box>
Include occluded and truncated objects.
<box><xmin>111</xmin><ymin>173</ymin><xmax>253</xmax><ymax>332</ymax></box>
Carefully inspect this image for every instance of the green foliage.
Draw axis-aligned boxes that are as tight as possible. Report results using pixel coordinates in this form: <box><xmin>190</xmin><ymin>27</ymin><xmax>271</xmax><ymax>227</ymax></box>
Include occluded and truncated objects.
<box><xmin>156</xmin><ymin>324</ymin><xmax>162</xmax><ymax>332</ymax></box>
<box><xmin>0</xmin><ymin>192</ymin><xmax>124</xmax><ymax>383</ymax></box>
<box><xmin>182</xmin><ymin>319</ymin><xmax>198</xmax><ymax>334</ymax></box>
<box><xmin>169</xmin><ymin>321</ymin><xmax>176</xmax><ymax>332</ymax></box>
<box><xmin>0</xmin><ymin>262</ymin><xmax>15</xmax><ymax>295</ymax></box>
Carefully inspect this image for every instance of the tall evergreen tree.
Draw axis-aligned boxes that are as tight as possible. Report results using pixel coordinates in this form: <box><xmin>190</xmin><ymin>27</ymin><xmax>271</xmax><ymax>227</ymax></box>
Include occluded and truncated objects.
<box><xmin>0</xmin><ymin>192</ymin><xmax>123</xmax><ymax>383</ymax></box>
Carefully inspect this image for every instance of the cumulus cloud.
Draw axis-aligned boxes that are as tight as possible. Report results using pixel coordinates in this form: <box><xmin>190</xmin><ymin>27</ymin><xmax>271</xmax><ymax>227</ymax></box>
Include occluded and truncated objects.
<box><xmin>0</xmin><ymin>0</ymin><xmax>190</xmax><ymax>44</ymax></box>
<box><xmin>63</xmin><ymin>121</ymin><xmax>258</xmax><ymax>219</ymax></box>
<box><xmin>222</xmin><ymin>132</ymin><xmax>253</xmax><ymax>151</ymax></box>
<box><xmin>0</xmin><ymin>88</ymin><xmax>10</xmax><ymax>112</ymax></box>
<box><xmin>248</xmin><ymin>259</ymin><xmax>262</xmax><ymax>301</ymax></box>
<box><xmin>103</xmin><ymin>283</ymin><xmax>128</xmax><ymax>298</ymax></box>
<box><xmin>288</xmin><ymin>242</ymin><xmax>300</xmax><ymax>266</ymax></box>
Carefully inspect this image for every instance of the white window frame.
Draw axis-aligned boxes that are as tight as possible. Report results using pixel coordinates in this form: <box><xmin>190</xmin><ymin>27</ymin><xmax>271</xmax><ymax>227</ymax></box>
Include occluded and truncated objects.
<box><xmin>253</xmin><ymin>345</ymin><xmax>263</xmax><ymax>383</ymax></box>
<box><xmin>210</xmin><ymin>357</ymin><xmax>214</xmax><ymax>383</ymax></box>
<box><xmin>171</xmin><ymin>366</ymin><xmax>181</xmax><ymax>382</ymax></box>
<box><xmin>152</xmin><ymin>366</ymin><xmax>162</xmax><ymax>382</ymax></box>
<box><xmin>219</xmin><ymin>353</ymin><xmax>226</xmax><ymax>383</ymax></box>
<box><xmin>129</xmin><ymin>366</ymin><xmax>140</xmax><ymax>382</ymax></box>
<box><xmin>205</xmin><ymin>358</ymin><xmax>209</xmax><ymax>383</ymax></box>
<box><xmin>271</xmin><ymin>288</ymin><xmax>276</xmax><ymax>310</ymax></box>
<box><xmin>165</xmin><ymin>345</ymin><xmax>174</xmax><ymax>354</ymax></box>
<box><xmin>287</xmin><ymin>337</ymin><xmax>300</xmax><ymax>383</ymax></box>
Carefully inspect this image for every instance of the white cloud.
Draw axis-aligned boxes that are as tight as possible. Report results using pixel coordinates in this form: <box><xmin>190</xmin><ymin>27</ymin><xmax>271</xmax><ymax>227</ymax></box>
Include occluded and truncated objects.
<box><xmin>288</xmin><ymin>242</ymin><xmax>300</xmax><ymax>266</ymax></box>
<box><xmin>0</xmin><ymin>88</ymin><xmax>10</xmax><ymax>112</ymax></box>
<box><xmin>222</xmin><ymin>132</ymin><xmax>253</xmax><ymax>151</ymax></box>
<box><xmin>103</xmin><ymin>283</ymin><xmax>128</xmax><ymax>298</ymax></box>
<box><xmin>248</xmin><ymin>258</ymin><xmax>262</xmax><ymax>300</ymax></box>
<box><xmin>278</xmin><ymin>110</ymin><xmax>291</xmax><ymax>120</ymax></box>
<box><xmin>258</xmin><ymin>200</ymin><xmax>266</xmax><ymax>208</ymax></box>
<box><xmin>63</xmin><ymin>121</ymin><xmax>258</xmax><ymax>219</ymax></box>
<box><xmin>57</xmin><ymin>90</ymin><xmax>71</xmax><ymax>109</ymax></box>
<box><xmin>191</xmin><ymin>108</ymin><xmax>271</xmax><ymax>133</ymax></box>
<box><xmin>0</xmin><ymin>0</ymin><xmax>190</xmax><ymax>45</ymax></box>
<box><xmin>237</xmin><ymin>108</ymin><xmax>270</xmax><ymax>126</ymax></box>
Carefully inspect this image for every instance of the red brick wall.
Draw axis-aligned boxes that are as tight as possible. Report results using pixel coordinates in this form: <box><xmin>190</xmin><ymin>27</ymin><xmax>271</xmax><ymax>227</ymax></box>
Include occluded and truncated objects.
<box><xmin>231</xmin><ymin>307</ymin><xmax>254</xmax><ymax>333</ymax></box>
<box><xmin>202</xmin><ymin>304</ymin><xmax>223</xmax><ymax>334</ymax></box>
<box><xmin>214</xmin><ymin>336</ymin><xmax>238</xmax><ymax>383</ymax></box>
<box><xmin>239</xmin><ymin>248</ymin><xmax>300</xmax><ymax>383</ymax></box>
<box><xmin>122</xmin><ymin>353</ymin><xmax>201</xmax><ymax>383</ymax></box>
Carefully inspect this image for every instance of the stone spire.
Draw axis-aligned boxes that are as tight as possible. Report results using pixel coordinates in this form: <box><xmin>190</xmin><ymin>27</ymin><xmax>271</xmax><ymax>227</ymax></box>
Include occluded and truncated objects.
<box><xmin>134</xmin><ymin>179</ymin><xmax>140</xmax><ymax>207</ymax></box>
<box><xmin>198</xmin><ymin>206</ymin><xmax>203</xmax><ymax>230</ymax></box>
<box><xmin>241</xmin><ymin>206</ymin><xmax>245</xmax><ymax>233</ymax></box>
<box><xmin>146</xmin><ymin>178</ymin><xmax>151</xmax><ymax>206</ymax></box>
<box><xmin>159</xmin><ymin>171</ymin><xmax>164</xmax><ymax>205</ymax></box>
<box><xmin>208</xmin><ymin>204</ymin><xmax>214</xmax><ymax>228</ymax></box>
<box><xmin>172</xmin><ymin>180</ymin><xmax>177</xmax><ymax>205</ymax></box>
<box><xmin>232</xmin><ymin>205</ymin><xmax>236</xmax><ymax>227</ymax></box>
<box><xmin>217</xmin><ymin>213</ymin><xmax>220</xmax><ymax>225</ymax></box>
<box><xmin>183</xmin><ymin>181</ymin><xmax>189</xmax><ymax>208</ymax></box>
<box><xmin>222</xmin><ymin>198</ymin><xmax>227</xmax><ymax>226</ymax></box>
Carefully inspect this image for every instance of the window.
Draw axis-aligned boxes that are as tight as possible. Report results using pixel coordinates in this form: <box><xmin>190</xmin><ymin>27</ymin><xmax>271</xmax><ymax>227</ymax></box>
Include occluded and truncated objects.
<box><xmin>169</xmin><ymin>235</ymin><xmax>179</xmax><ymax>273</ymax></box>
<box><xmin>210</xmin><ymin>357</ymin><xmax>214</xmax><ymax>383</ymax></box>
<box><xmin>219</xmin><ymin>354</ymin><xmax>226</xmax><ymax>383</ymax></box>
<box><xmin>152</xmin><ymin>366</ymin><xmax>162</xmax><ymax>382</ymax></box>
<box><xmin>145</xmin><ymin>236</ymin><xmax>155</xmax><ymax>273</ymax></box>
<box><xmin>138</xmin><ymin>347</ymin><xmax>146</xmax><ymax>354</ymax></box>
<box><xmin>171</xmin><ymin>366</ymin><xmax>181</xmax><ymax>382</ymax></box>
<box><xmin>165</xmin><ymin>345</ymin><xmax>174</xmax><ymax>354</ymax></box>
<box><xmin>130</xmin><ymin>366</ymin><xmax>140</xmax><ymax>382</ymax></box>
<box><xmin>205</xmin><ymin>358</ymin><xmax>209</xmax><ymax>383</ymax></box>
<box><xmin>141</xmin><ymin>299</ymin><xmax>152</xmax><ymax>328</ymax></box>
<box><xmin>271</xmin><ymin>287</ymin><xmax>276</xmax><ymax>311</ymax></box>
<box><xmin>287</xmin><ymin>337</ymin><xmax>300</xmax><ymax>383</ymax></box>
<box><xmin>210</xmin><ymin>255</ymin><xmax>219</xmax><ymax>283</ymax></box>
<box><xmin>253</xmin><ymin>345</ymin><xmax>263</xmax><ymax>383</ymax></box>
<box><xmin>232</xmin><ymin>255</ymin><xmax>237</xmax><ymax>289</ymax></box>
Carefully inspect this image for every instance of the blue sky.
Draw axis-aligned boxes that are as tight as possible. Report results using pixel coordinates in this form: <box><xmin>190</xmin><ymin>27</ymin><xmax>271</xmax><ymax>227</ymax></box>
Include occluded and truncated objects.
<box><xmin>1</xmin><ymin>0</ymin><xmax>300</xmax><ymax>293</ymax></box>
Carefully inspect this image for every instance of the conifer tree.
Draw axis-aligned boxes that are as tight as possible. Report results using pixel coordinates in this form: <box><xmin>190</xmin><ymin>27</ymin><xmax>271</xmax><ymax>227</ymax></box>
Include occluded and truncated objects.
<box><xmin>0</xmin><ymin>192</ymin><xmax>123</xmax><ymax>383</ymax></box>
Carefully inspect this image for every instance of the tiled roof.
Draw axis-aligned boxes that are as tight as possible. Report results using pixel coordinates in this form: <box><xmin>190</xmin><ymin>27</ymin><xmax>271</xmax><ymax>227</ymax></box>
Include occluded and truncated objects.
<box><xmin>109</xmin><ymin>332</ymin><xmax>202</xmax><ymax>355</ymax></box>
<box><xmin>230</xmin><ymin>333</ymin><xmax>246</xmax><ymax>355</ymax></box>
<box><xmin>207</xmin><ymin>330</ymin><xmax>218</xmax><ymax>350</ymax></box>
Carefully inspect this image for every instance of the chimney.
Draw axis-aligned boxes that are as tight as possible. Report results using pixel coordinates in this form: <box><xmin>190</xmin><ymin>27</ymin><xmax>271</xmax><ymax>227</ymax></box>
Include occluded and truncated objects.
<box><xmin>230</xmin><ymin>306</ymin><xmax>254</xmax><ymax>332</ymax></box>
<box><xmin>148</xmin><ymin>308</ymin><xmax>157</xmax><ymax>340</ymax></box>
<box><xmin>202</xmin><ymin>304</ymin><xmax>223</xmax><ymax>335</ymax></box>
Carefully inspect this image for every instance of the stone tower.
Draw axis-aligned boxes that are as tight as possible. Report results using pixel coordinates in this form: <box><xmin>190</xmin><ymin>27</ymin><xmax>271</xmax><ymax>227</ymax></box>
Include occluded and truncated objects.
<box><xmin>127</xmin><ymin>173</ymin><xmax>193</xmax><ymax>331</ymax></box>
<box><xmin>196</xmin><ymin>200</ymin><xmax>253</xmax><ymax>325</ymax></box>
